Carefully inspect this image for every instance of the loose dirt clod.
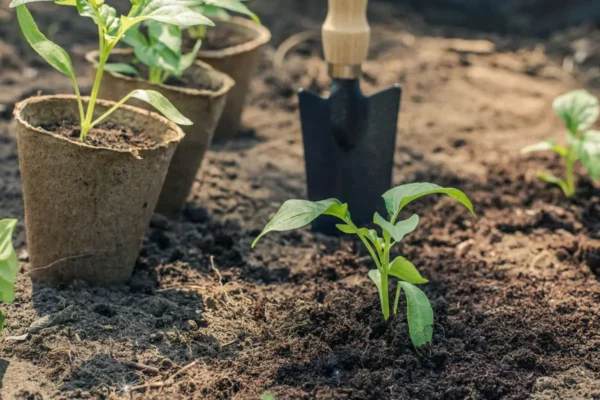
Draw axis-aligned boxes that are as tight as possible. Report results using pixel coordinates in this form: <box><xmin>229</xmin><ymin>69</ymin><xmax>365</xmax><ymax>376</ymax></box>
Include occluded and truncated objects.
<box><xmin>29</xmin><ymin>305</ymin><xmax>77</xmax><ymax>334</ymax></box>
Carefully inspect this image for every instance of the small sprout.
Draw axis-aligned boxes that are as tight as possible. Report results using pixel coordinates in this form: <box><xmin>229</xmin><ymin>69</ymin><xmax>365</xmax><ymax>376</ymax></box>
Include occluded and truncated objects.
<box><xmin>252</xmin><ymin>183</ymin><xmax>476</xmax><ymax>349</ymax></box>
<box><xmin>0</xmin><ymin>219</ymin><xmax>19</xmax><ymax>335</ymax></box>
<box><xmin>522</xmin><ymin>90</ymin><xmax>600</xmax><ymax>197</ymax></box>
<box><xmin>10</xmin><ymin>0</ymin><xmax>213</xmax><ymax>140</ymax></box>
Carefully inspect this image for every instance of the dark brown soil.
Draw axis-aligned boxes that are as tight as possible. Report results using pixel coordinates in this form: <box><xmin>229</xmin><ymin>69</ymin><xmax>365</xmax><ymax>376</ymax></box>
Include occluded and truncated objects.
<box><xmin>202</xmin><ymin>26</ymin><xmax>251</xmax><ymax>51</ymax></box>
<box><xmin>41</xmin><ymin>120</ymin><xmax>154</xmax><ymax>150</ymax></box>
<box><xmin>1</xmin><ymin>1</ymin><xmax>600</xmax><ymax>399</ymax></box>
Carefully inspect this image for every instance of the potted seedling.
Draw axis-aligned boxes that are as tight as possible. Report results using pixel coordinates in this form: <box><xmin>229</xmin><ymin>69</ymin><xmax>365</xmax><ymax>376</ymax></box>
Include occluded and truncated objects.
<box><xmin>188</xmin><ymin>0</ymin><xmax>271</xmax><ymax>141</ymax></box>
<box><xmin>0</xmin><ymin>219</ymin><xmax>18</xmax><ymax>334</ymax></box>
<box><xmin>10</xmin><ymin>0</ymin><xmax>212</xmax><ymax>284</ymax></box>
<box><xmin>253</xmin><ymin>183</ymin><xmax>476</xmax><ymax>348</ymax></box>
<box><xmin>86</xmin><ymin>20</ymin><xmax>235</xmax><ymax>216</ymax></box>
<box><xmin>522</xmin><ymin>90</ymin><xmax>600</xmax><ymax>197</ymax></box>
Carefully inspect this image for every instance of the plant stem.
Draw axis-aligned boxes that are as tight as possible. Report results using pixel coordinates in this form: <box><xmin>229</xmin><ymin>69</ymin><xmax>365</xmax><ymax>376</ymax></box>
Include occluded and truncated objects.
<box><xmin>90</xmin><ymin>91</ymin><xmax>135</xmax><ymax>127</ymax></box>
<box><xmin>393</xmin><ymin>283</ymin><xmax>401</xmax><ymax>315</ymax></box>
<box><xmin>80</xmin><ymin>15</ymin><xmax>108</xmax><ymax>141</ymax></box>
<box><xmin>189</xmin><ymin>25</ymin><xmax>206</xmax><ymax>40</ymax></box>
<box><xmin>381</xmin><ymin>268</ymin><xmax>389</xmax><ymax>320</ymax></box>
<box><xmin>80</xmin><ymin>48</ymin><xmax>108</xmax><ymax>140</ymax></box>
<box><xmin>564</xmin><ymin>149</ymin><xmax>576</xmax><ymax>197</ymax></box>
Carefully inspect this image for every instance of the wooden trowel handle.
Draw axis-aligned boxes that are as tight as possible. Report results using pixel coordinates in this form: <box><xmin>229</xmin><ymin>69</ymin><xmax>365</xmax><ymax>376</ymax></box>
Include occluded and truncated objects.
<box><xmin>322</xmin><ymin>0</ymin><xmax>370</xmax><ymax>79</ymax></box>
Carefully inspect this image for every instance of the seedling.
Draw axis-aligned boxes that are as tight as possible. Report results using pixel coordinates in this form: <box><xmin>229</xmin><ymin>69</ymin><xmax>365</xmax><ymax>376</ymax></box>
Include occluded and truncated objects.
<box><xmin>107</xmin><ymin>21</ymin><xmax>205</xmax><ymax>85</ymax></box>
<box><xmin>0</xmin><ymin>219</ymin><xmax>19</xmax><ymax>335</ymax></box>
<box><xmin>252</xmin><ymin>183</ymin><xmax>475</xmax><ymax>348</ymax></box>
<box><xmin>522</xmin><ymin>90</ymin><xmax>600</xmax><ymax>197</ymax></box>
<box><xmin>107</xmin><ymin>1</ymin><xmax>258</xmax><ymax>85</ymax></box>
<box><xmin>187</xmin><ymin>0</ymin><xmax>259</xmax><ymax>40</ymax></box>
<box><xmin>10</xmin><ymin>0</ymin><xmax>215</xmax><ymax>140</ymax></box>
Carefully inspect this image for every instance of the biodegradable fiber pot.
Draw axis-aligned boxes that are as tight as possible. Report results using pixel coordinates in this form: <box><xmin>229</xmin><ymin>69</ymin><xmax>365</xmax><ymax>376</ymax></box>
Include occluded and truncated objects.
<box><xmin>86</xmin><ymin>49</ymin><xmax>234</xmax><ymax>216</ymax></box>
<box><xmin>196</xmin><ymin>17</ymin><xmax>271</xmax><ymax>141</ymax></box>
<box><xmin>14</xmin><ymin>95</ymin><xmax>184</xmax><ymax>285</ymax></box>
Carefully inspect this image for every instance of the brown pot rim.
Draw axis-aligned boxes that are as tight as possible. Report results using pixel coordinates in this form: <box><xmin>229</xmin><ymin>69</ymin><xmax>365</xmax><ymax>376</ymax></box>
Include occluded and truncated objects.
<box><xmin>85</xmin><ymin>49</ymin><xmax>235</xmax><ymax>98</ymax></box>
<box><xmin>196</xmin><ymin>17</ymin><xmax>272</xmax><ymax>59</ymax></box>
<box><xmin>13</xmin><ymin>94</ymin><xmax>185</xmax><ymax>157</ymax></box>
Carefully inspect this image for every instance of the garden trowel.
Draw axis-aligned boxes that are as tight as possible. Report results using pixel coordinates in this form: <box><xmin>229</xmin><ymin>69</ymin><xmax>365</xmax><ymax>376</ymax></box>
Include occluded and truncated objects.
<box><xmin>299</xmin><ymin>0</ymin><xmax>402</xmax><ymax>234</ymax></box>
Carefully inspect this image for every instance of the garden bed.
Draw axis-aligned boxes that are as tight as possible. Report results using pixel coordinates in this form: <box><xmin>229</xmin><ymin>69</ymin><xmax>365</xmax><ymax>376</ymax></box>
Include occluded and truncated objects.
<box><xmin>0</xmin><ymin>1</ymin><xmax>599</xmax><ymax>399</ymax></box>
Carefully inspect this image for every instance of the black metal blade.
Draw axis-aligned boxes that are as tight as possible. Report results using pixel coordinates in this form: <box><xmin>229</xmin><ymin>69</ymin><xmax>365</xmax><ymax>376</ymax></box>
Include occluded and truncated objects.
<box><xmin>299</xmin><ymin>81</ymin><xmax>402</xmax><ymax>233</ymax></box>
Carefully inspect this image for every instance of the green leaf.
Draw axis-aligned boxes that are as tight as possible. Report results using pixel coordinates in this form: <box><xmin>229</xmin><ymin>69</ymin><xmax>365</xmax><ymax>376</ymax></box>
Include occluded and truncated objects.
<box><xmin>399</xmin><ymin>282</ymin><xmax>433</xmax><ymax>348</ymax></box>
<box><xmin>382</xmin><ymin>183</ymin><xmax>476</xmax><ymax>220</ymax></box>
<box><xmin>10</xmin><ymin>0</ymin><xmax>74</xmax><ymax>7</ymax></box>
<box><xmin>537</xmin><ymin>172</ymin><xmax>565</xmax><ymax>185</ymax></box>
<box><xmin>197</xmin><ymin>4</ymin><xmax>231</xmax><ymax>20</ymax></box>
<box><xmin>16</xmin><ymin>5</ymin><xmax>76</xmax><ymax>81</ymax></box>
<box><xmin>336</xmin><ymin>224</ymin><xmax>357</xmax><ymax>234</ymax></box>
<box><xmin>252</xmin><ymin>199</ymin><xmax>349</xmax><ymax>247</ymax></box>
<box><xmin>260</xmin><ymin>393</ymin><xmax>276</xmax><ymax>400</ymax></box>
<box><xmin>10</xmin><ymin>0</ymin><xmax>50</xmax><ymax>6</ymax></box>
<box><xmin>148</xmin><ymin>20</ymin><xmax>181</xmax><ymax>54</ymax></box>
<box><xmin>374</xmin><ymin>213</ymin><xmax>419</xmax><ymax>242</ymax></box>
<box><xmin>577</xmin><ymin>130</ymin><xmax>600</xmax><ymax>181</ymax></box>
<box><xmin>178</xmin><ymin>39</ymin><xmax>202</xmax><ymax>75</ymax></box>
<box><xmin>368</xmin><ymin>269</ymin><xmax>385</xmax><ymax>314</ymax></box>
<box><xmin>134</xmin><ymin>22</ymin><xmax>181</xmax><ymax>74</ymax></box>
<box><xmin>104</xmin><ymin>63</ymin><xmax>141</xmax><ymax>76</ymax></box>
<box><xmin>553</xmin><ymin>90</ymin><xmax>599</xmax><ymax>134</ymax></box>
<box><xmin>521</xmin><ymin>140</ymin><xmax>568</xmax><ymax>157</ymax></box>
<box><xmin>98</xmin><ymin>4</ymin><xmax>120</xmax><ymax>37</ymax></box>
<box><xmin>122</xmin><ymin>22</ymin><xmax>148</xmax><ymax>49</ymax></box>
<box><xmin>128</xmin><ymin>89</ymin><xmax>192</xmax><ymax>125</ymax></box>
<box><xmin>389</xmin><ymin>256</ymin><xmax>428</xmax><ymax>284</ymax></box>
<box><xmin>0</xmin><ymin>309</ymin><xmax>5</xmax><ymax>335</ymax></box>
<box><xmin>131</xmin><ymin>0</ymin><xmax>215</xmax><ymax>28</ymax></box>
<box><xmin>366</xmin><ymin>229</ymin><xmax>384</xmax><ymax>250</ymax></box>
<box><xmin>75</xmin><ymin>0</ymin><xmax>120</xmax><ymax>39</ymax></box>
<box><xmin>199</xmin><ymin>0</ymin><xmax>259</xmax><ymax>23</ymax></box>
<box><xmin>0</xmin><ymin>219</ymin><xmax>19</xmax><ymax>303</ymax></box>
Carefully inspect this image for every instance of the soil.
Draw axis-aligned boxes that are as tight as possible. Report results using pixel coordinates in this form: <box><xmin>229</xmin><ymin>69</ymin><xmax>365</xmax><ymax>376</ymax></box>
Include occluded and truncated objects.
<box><xmin>41</xmin><ymin>120</ymin><xmax>154</xmax><ymax>150</ymax></box>
<box><xmin>1</xmin><ymin>1</ymin><xmax>600</xmax><ymax>399</ymax></box>
<box><xmin>201</xmin><ymin>27</ymin><xmax>252</xmax><ymax>51</ymax></box>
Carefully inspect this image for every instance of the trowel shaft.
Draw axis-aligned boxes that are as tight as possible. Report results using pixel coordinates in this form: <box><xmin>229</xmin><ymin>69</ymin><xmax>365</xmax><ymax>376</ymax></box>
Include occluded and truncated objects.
<box><xmin>323</xmin><ymin>0</ymin><xmax>370</xmax><ymax>80</ymax></box>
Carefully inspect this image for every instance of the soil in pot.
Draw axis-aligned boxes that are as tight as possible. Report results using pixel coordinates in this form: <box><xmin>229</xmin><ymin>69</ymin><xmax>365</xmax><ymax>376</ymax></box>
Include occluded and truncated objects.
<box><xmin>187</xmin><ymin>26</ymin><xmax>250</xmax><ymax>51</ymax></box>
<box><xmin>192</xmin><ymin>17</ymin><xmax>271</xmax><ymax>141</ymax></box>
<box><xmin>14</xmin><ymin>95</ymin><xmax>183</xmax><ymax>285</ymax></box>
<box><xmin>86</xmin><ymin>49</ymin><xmax>235</xmax><ymax>217</ymax></box>
<box><xmin>41</xmin><ymin>120</ymin><xmax>151</xmax><ymax>149</ymax></box>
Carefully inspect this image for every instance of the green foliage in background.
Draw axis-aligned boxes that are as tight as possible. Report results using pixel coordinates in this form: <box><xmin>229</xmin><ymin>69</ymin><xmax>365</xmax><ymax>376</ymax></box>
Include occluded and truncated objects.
<box><xmin>522</xmin><ymin>90</ymin><xmax>600</xmax><ymax>197</ymax></box>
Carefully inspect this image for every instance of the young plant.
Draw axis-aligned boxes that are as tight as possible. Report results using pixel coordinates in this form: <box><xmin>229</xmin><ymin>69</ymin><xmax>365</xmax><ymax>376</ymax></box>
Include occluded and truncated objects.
<box><xmin>252</xmin><ymin>183</ymin><xmax>476</xmax><ymax>348</ymax></box>
<box><xmin>522</xmin><ymin>90</ymin><xmax>600</xmax><ymax>197</ymax></box>
<box><xmin>107</xmin><ymin>21</ymin><xmax>204</xmax><ymax>85</ymax></box>
<box><xmin>10</xmin><ymin>0</ymin><xmax>215</xmax><ymax>140</ymax></box>
<box><xmin>0</xmin><ymin>219</ymin><xmax>19</xmax><ymax>335</ymax></box>
<box><xmin>187</xmin><ymin>0</ymin><xmax>258</xmax><ymax>40</ymax></box>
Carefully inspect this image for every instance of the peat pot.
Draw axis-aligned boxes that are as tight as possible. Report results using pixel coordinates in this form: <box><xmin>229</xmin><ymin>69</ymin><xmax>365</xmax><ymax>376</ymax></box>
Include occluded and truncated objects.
<box><xmin>86</xmin><ymin>49</ymin><xmax>234</xmax><ymax>216</ymax></box>
<box><xmin>196</xmin><ymin>17</ymin><xmax>271</xmax><ymax>141</ymax></box>
<box><xmin>14</xmin><ymin>95</ymin><xmax>184</xmax><ymax>285</ymax></box>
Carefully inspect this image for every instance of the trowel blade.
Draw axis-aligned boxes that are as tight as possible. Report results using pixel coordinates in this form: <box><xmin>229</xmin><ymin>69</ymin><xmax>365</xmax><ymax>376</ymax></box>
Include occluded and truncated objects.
<box><xmin>299</xmin><ymin>81</ymin><xmax>402</xmax><ymax>233</ymax></box>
